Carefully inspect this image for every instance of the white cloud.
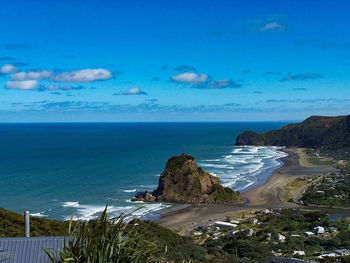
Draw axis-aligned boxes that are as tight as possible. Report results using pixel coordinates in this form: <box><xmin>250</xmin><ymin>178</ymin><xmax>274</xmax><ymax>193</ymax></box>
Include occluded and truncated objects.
<box><xmin>0</xmin><ymin>64</ymin><xmax>18</xmax><ymax>74</ymax></box>
<box><xmin>11</xmin><ymin>70</ymin><xmax>52</xmax><ymax>81</ymax></box>
<box><xmin>171</xmin><ymin>72</ymin><xmax>208</xmax><ymax>84</ymax></box>
<box><xmin>6</xmin><ymin>80</ymin><xmax>38</xmax><ymax>90</ymax></box>
<box><xmin>116</xmin><ymin>87</ymin><xmax>148</xmax><ymax>95</ymax></box>
<box><xmin>260</xmin><ymin>22</ymin><xmax>284</xmax><ymax>32</ymax></box>
<box><xmin>54</xmin><ymin>68</ymin><xmax>112</xmax><ymax>82</ymax></box>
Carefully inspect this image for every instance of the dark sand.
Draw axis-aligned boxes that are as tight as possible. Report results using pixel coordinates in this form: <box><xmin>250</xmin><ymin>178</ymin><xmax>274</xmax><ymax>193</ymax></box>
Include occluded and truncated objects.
<box><xmin>156</xmin><ymin>148</ymin><xmax>336</xmax><ymax>231</ymax></box>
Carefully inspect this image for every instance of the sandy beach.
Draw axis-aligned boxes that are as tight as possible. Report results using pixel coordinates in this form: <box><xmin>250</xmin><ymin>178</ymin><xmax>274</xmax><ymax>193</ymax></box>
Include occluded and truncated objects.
<box><xmin>156</xmin><ymin>148</ymin><xmax>337</xmax><ymax>231</ymax></box>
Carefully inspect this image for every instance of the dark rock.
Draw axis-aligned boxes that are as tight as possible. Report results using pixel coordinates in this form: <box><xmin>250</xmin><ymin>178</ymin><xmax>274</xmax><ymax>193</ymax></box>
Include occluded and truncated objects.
<box><xmin>132</xmin><ymin>191</ymin><xmax>156</xmax><ymax>202</ymax></box>
<box><xmin>133</xmin><ymin>154</ymin><xmax>240</xmax><ymax>204</ymax></box>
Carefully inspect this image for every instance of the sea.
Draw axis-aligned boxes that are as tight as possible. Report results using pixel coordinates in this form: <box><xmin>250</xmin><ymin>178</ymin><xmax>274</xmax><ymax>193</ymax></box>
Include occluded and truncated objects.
<box><xmin>0</xmin><ymin>122</ymin><xmax>288</xmax><ymax>220</ymax></box>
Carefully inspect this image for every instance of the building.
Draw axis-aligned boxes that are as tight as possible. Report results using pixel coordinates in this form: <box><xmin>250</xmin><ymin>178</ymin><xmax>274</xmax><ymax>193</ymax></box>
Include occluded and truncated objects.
<box><xmin>0</xmin><ymin>236</ymin><xmax>66</xmax><ymax>263</ymax></box>
<box><xmin>213</xmin><ymin>221</ymin><xmax>237</xmax><ymax>228</ymax></box>
<box><xmin>304</xmin><ymin>231</ymin><xmax>314</xmax><ymax>237</ymax></box>
<box><xmin>293</xmin><ymin>251</ymin><xmax>306</xmax><ymax>256</ymax></box>
<box><xmin>313</xmin><ymin>226</ymin><xmax>325</xmax><ymax>235</ymax></box>
<box><xmin>278</xmin><ymin>233</ymin><xmax>286</xmax><ymax>242</ymax></box>
<box><xmin>0</xmin><ymin>211</ymin><xmax>66</xmax><ymax>263</ymax></box>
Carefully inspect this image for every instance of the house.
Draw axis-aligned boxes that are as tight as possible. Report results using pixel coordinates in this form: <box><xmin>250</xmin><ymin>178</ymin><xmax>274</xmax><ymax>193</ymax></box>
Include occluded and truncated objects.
<box><xmin>250</xmin><ymin>218</ymin><xmax>259</xmax><ymax>224</ymax></box>
<box><xmin>193</xmin><ymin>231</ymin><xmax>203</xmax><ymax>236</ymax></box>
<box><xmin>256</xmin><ymin>209</ymin><xmax>271</xmax><ymax>215</ymax></box>
<box><xmin>313</xmin><ymin>226</ymin><xmax>325</xmax><ymax>235</ymax></box>
<box><xmin>0</xmin><ymin>236</ymin><xmax>66</xmax><ymax>263</ymax></box>
<box><xmin>278</xmin><ymin>233</ymin><xmax>286</xmax><ymax>242</ymax></box>
<box><xmin>304</xmin><ymin>231</ymin><xmax>314</xmax><ymax>237</ymax></box>
<box><xmin>229</xmin><ymin>219</ymin><xmax>240</xmax><ymax>224</ymax></box>
<box><xmin>214</xmin><ymin>221</ymin><xmax>237</xmax><ymax>228</ymax></box>
<box><xmin>0</xmin><ymin>211</ymin><xmax>66</xmax><ymax>263</ymax></box>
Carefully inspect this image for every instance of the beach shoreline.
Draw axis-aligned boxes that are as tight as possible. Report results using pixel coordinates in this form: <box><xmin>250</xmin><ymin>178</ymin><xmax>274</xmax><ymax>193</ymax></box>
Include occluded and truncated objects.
<box><xmin>156</xmin><ymin>147</ymin><xmax>337</xmax><ymax>231</ymax></box>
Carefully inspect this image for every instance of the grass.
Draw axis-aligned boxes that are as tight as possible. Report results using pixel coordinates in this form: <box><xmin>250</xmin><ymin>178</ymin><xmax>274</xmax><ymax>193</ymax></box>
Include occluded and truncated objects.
<box><xmin>303</xmin><ymin>148</ymin><xmax>335</xmax><ymax>166</ymax></box>
<box><xmin>280</xmin><ymin>177</ymin><xmax>309</xmax><ymax>202</ymax></box>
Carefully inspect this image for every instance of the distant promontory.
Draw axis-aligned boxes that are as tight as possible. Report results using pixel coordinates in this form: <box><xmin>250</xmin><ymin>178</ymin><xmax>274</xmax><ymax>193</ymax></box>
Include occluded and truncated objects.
<box><xmin>235</xmin><ymin>115</ymin><xmax>350</xmax><ymax>150</ymax></box>
<box><xmin>133</xmin><ymin>154</ymin><xmax>240</xmax><ymax>204</ymax></box>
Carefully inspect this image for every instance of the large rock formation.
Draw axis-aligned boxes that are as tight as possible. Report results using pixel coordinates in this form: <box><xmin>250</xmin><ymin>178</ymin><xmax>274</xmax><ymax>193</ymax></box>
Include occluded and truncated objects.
<box><xmin>236</xmin><ymin>115</ymin><xmax>350</xmax><ymax>150</ymax></box>
<box><xmin>133</xmin><ymin>154</ymin><xmax>240</xmax><ymax>204</ymax></box>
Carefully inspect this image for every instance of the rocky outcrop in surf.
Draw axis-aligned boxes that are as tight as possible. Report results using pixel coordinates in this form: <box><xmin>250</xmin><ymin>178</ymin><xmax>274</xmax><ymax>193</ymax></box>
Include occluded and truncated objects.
<box><xmin>133</xmin><ymin>154</ymin><xmax>241</xmax><ymax>204</ymax></box>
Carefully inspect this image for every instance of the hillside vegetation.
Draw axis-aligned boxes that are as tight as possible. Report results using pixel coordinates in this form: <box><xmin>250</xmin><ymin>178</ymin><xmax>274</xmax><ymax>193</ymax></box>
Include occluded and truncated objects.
<box><xmin>235</xmin><ymin>115</ymin><xmax>350</xmax><ymax>150</ymax></box>
<box><xmin>0</xmin><ymin>207</ymin><xmax>208</xmax><ymax>262</ymax></box>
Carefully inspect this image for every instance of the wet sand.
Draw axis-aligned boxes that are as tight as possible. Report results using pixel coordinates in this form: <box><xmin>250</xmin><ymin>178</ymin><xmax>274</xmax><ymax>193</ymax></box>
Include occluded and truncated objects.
<box><xmin>156</xmin><ymin>148</ymin><xmax>336</xmax><ymax>231</ymax></box>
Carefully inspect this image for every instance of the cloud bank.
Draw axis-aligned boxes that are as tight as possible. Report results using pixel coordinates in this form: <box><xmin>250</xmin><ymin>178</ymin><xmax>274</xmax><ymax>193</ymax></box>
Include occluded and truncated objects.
<box><xmin>53</xmin><ymin>68</ymin><xmax>112</xmax><ymax>82</ymax></box>
<box><xmin>115</xmin><ymin>87</ymin><xmax>148</xmax><ymax>96</ymax></box>
<box><xmin>0</xmin><ymin>64</ymin><xmax>18</xmax><ymax>74</ymax></box>
<box><xmin>171</xmin><ymin>72</ymin><xmax>208</xmax><ymax>84</ymax></box>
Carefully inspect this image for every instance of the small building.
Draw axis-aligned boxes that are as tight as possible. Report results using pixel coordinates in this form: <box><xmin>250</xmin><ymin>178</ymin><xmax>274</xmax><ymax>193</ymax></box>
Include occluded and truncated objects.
<box><xmin>304</xmin><ymin>231</ymin><xmax>314</xmax><ymax>237</ymax></box>
<box><xmin>193</xmin><ymin>231</ymin><xmax>203</xmax><ymax>236</ymax></box>
<box><xmin>214</xmin><ymin>221</ymin><xmax>237</xmax><ymax>228</ymax></box>
<box><xmin>250</xmin><ymin>218</ymin><xmax>259</xmax><ymax>224</ymax></box>
<box><xmin>293</xmin><ymin>250</ymin><xmax>306</xmax><ymax>256</ymax></box>
<box><xmin>278</xmin><ymin>233</ymin><xmax>286</xmax><ymax>242</ymax></box>
<box><xmin>313</xmin><ymin>226</ymin><xmax>325</xmax><ymax>235</ymax></box>
<box><xmin>0</xmin><ymin>211</ymin><xmax>66</xmax><ymax>263</ymax></box>
<box><xmin>0</xmin><ymin>236</ymin><xmax>66</xmax><ymax>263</ymax></box>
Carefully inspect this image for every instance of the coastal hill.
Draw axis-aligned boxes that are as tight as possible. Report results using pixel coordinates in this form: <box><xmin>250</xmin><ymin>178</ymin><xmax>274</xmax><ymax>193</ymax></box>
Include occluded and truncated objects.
<box><xmin>133</xmin><ymin>154</ymin><xmax>240</xmax><ymax>204</ymax></box>
<box><xmin>236</xmin><ymin>115</ymin><xmax>350</xmax><ymax>149</ymax></box>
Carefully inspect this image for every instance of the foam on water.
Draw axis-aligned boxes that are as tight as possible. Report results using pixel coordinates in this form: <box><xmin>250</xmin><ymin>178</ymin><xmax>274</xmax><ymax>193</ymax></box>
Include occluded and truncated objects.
<box><xmin>54</xmin><ymin>146</ymin><xmax>286</xmax><ymax>220</ymax></box>
<box><xmin>123</xmin><ymin>189</ymin><xmax>137</xmax><ymax>193</ymax></box>
<box><xmin>200</xmin><ymin>146</ymin><xmax>287</xmax><ymax>192</ymax></box>
<box><xmin>62</xmin><ymin>201</ymin><xmax>80</xmax><ymax>207</ymax></box>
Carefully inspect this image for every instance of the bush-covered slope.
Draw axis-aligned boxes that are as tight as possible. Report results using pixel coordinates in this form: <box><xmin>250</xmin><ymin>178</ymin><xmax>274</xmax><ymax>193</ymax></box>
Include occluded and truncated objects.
<box><xmin>0</xmin><ymin>207</ymin><xmax>208</xmax><ymax>262</ymax></box>
<box><xmin>235</xmin><ymin>115</ymin><xmax>350</xmax><ymax>149</ymax></box>
<box><xmin>0</xmin><ymin>208</ymin><xmax>69</xmax><ymax>237</ymax></box>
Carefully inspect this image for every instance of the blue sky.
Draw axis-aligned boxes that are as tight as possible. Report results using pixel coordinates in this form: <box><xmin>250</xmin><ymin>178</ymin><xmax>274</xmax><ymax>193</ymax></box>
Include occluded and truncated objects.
<box><xmin>0</xmin><ymin>0</ymin><xmax>349</xmax><ymax>122</ymax></box>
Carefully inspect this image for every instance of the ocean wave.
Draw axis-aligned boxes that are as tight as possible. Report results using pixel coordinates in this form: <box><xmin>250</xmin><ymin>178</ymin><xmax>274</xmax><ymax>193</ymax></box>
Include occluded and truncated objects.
<box><xmin>123</xmin><ymin>189</ymin><xmax>137</xmax><ymax>193</ymax></box>
<box><xmin>64</xmin><ymin>204</ymin><xmax>135</xmax><ymax>221</ymax></box>
<box><xmin>201</xmin><ymin>159</ymin><xmax>221</xmax><ymax>162</ymax></box>
<box><xmin>31</xmin><ymin>212</ymin><xmax>48</xmax><ymax>217</ymax></box>
<box><xmin>198</xmin><ymin>163</ymin><xmax>231</xmax><ymax>169</ymax></box>
<box><xmin>62</xmin><ymin>201</ymin><xmax>79</xmax><ymax>207</ymax></box>
<box><xmin>199</xmin><ymin>146</ymin><xmax>287</xmax><ymax>192</ymax></box>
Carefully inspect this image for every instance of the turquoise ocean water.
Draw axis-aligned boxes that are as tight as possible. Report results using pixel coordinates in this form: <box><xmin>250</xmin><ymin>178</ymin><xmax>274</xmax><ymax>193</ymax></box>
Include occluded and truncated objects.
<box><xmin>0</xmin><ymin>122</ymin><xmax>287</xmax><ymax>220</ymax></box>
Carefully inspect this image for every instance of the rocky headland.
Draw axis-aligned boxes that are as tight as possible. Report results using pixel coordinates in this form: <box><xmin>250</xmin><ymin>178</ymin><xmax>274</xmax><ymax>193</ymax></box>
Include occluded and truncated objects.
<box><xmin>235</xmin><ymin>115</ymin><xmax>350</xmax><ymax>150</ymax></box>
<box><xmin>133</xmin><ymin>154</ymin><xmax>240</xmax><ymax>204</ymax></box>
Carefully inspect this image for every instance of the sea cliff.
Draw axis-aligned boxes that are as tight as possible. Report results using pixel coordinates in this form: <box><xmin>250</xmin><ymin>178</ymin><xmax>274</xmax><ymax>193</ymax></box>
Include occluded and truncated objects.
<box><xmin>133</xmin><ymin>154</ymin><xmax>240</xmax><ymax>204</ymax></box>
<box><xmin>236</xmin><ymin>115</ymin><xmax>350</xmax><ymax>150</ymax></box>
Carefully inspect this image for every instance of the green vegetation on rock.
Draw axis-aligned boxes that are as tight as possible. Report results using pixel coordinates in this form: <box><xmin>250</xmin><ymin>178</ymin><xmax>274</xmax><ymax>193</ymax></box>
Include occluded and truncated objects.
<box><xmin>134</xmin><ymin>154</ymin><xmax>240</xmax><ymax>204</ymax></box>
